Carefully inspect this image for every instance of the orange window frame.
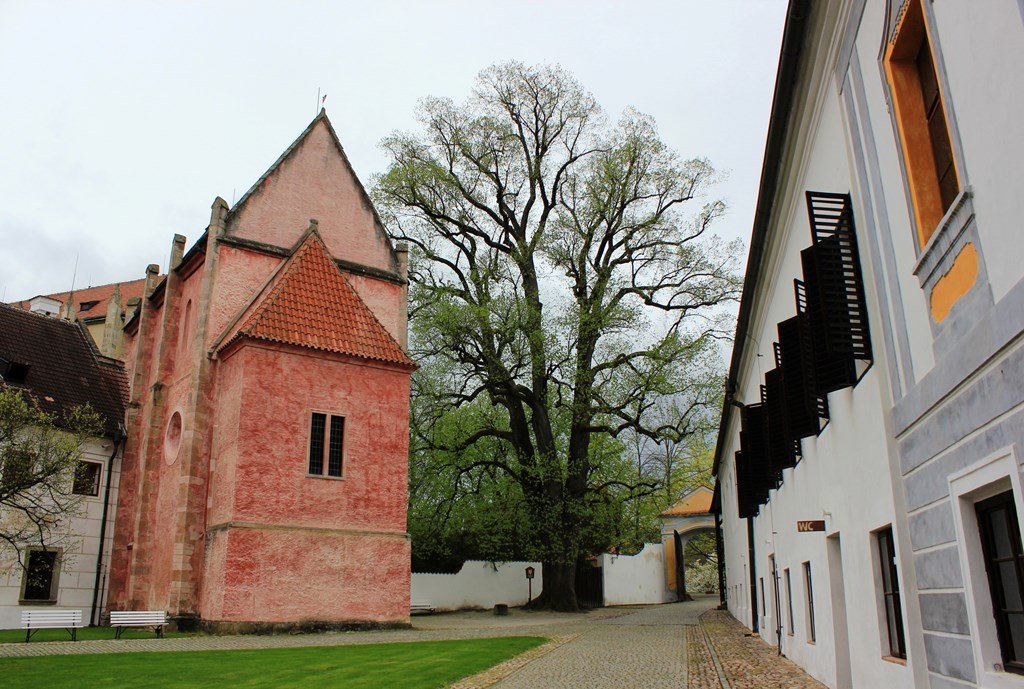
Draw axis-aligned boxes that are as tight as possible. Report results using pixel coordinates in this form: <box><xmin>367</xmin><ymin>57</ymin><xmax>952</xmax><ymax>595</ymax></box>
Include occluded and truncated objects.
<box><xmin>884</xmin><ymin>0</ymin><xmax>961</xmax><ymax>248</ymax></box>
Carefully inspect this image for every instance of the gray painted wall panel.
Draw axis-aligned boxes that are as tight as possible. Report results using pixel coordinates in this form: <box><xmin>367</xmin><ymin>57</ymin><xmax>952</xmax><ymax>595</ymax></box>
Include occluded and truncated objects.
<box><xmin>920</xmin><ymin>592</ymin><xmax>971</xmax><ymax>634</ymax></box>
<box><xmin>915</xmin><ymin>546</ymin><xmax>964</xmax><ymax>590</ymax></box>
<box><xmin>909</xmin><ymin>501</ymin><xmax>957</xmax><ymax>550</ymax></box>
<box><xmin>924</xmin><ymin>633</ymin><xmax>977</xmax><ymax>683</ymax></box>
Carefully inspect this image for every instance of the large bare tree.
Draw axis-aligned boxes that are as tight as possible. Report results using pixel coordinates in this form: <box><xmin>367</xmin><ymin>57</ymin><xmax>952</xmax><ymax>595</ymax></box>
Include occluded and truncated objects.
<box><xmin>375</xmin><ymin>62</ymin><xmax>741</xmax><ymax>609</ymax></box>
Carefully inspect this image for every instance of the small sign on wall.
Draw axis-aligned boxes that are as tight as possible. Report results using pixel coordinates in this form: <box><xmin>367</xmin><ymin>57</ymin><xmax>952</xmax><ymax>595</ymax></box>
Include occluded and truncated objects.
<box><xmin>797</xmin><ymin>520</ymin><xmax>826</xmax><ymax>533</ymax></box>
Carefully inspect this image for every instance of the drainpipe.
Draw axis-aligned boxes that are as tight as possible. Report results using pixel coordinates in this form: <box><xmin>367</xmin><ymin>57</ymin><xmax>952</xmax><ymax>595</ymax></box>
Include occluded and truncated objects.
<box><xmin>91</xmin><ymin>424</ymin><xmax>124</xmax><ymax>626</ymax></box>
<box><xmin>715</xmin><ymin>512</ymin><xmax>726</xmax><ymax>606</ymax></box>
<box><xmin>748</xmin><ymin>518</ymin><xmax>758</xmax><ymax>633</ymax></box>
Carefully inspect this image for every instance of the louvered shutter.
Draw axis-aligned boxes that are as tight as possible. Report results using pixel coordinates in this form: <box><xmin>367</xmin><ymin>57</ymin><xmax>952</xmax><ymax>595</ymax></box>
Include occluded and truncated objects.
<box><xmin>777</xmin><ymin>313</ymin><xmax>828</xmax><ymax>437</ymax></box>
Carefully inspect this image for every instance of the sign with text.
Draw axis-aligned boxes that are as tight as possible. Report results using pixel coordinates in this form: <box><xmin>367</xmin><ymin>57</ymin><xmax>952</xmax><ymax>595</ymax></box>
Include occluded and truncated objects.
<box><xmin>797</xmin><ymin>520</ymin><xmax>826</xmax><ymax>533</ymax></box>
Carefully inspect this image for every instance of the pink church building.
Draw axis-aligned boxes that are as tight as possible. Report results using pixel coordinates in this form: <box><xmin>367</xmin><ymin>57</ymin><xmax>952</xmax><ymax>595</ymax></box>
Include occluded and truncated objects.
<box><xmin>107</xmin><ymin>111</ymin><xmax>415</xmax><ymax>630</ymax></box>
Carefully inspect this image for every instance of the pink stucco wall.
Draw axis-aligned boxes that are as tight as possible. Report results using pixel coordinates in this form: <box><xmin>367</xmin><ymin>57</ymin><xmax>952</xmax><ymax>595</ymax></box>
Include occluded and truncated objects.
<box><xmin>225</xmin><ymin>118</ymin><xmax>397</xmax><ymax>275</ymax></box>
<box><xmin>110</xmin><ymin>113</ymin><xmax>412</xmax><ymax>627</ymax></box>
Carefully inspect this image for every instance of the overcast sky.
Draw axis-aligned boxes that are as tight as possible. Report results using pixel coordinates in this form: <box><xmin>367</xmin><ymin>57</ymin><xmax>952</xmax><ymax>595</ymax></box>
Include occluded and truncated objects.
<box><xmin>0</xmin><ymin>0</ymin><xmax>786</xmax><ymax>302</ymax></box>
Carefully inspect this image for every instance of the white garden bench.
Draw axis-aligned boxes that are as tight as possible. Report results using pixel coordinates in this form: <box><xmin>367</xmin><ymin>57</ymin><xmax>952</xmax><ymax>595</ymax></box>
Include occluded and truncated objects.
<box><xmin>110</xmin><ymin>610</ymin><xmax>168</xmax><ymax>639</ymax></box>
<box><xmin>410</xmin><ymin>602</ymin><xmax>435</xmax><ymax>615</ymax></box>
<box><xmin>21</xmin><ymin>608</ymin><xmax>84</xmax><ymax>642</ymax></box>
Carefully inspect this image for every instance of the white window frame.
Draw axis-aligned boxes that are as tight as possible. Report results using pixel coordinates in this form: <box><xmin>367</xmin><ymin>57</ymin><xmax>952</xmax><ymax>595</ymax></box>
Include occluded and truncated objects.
<box><xmin>949</xmin><ymin>445</ymin><xmax>1024</xmax><ymax>688</ymax></box>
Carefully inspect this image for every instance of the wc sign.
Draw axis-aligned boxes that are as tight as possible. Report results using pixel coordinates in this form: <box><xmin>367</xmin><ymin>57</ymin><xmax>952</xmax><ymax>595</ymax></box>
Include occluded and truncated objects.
<box><xmin>797</xmin><ymin>520</ymin><xmax>826</xmax><ymax>533</ymax></box>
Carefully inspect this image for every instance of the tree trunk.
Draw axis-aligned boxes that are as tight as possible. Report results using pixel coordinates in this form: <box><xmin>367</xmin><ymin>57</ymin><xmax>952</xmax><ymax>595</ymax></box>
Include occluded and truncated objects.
<box><xmin>530</xmin><ymin>561</ymin><xmax>578</xmax><ymax>611</ymax></box>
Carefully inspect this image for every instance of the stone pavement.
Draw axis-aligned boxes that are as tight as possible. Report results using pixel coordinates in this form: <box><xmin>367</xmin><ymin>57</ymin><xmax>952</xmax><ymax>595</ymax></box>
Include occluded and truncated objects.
<box><xmin>687</xmin><ymin>609</ymin><xmax>827</xmax><ymax>689</ymax></box>
<box><xmin>0</xmin><ymin>597</ymin><xmax>721</xmax><ymax>688</ymax></box>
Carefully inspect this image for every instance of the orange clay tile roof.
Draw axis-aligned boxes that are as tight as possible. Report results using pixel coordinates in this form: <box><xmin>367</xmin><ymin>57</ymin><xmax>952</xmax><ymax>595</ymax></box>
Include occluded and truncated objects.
<box><xmin>14</xmin><ymin>277</ymin><xmax>153</xmax><ymax>320</ymax></box>
<box><xmin>660</xmin><ymin>487</ymin><xmax>714</xmax><ymax>517</ymax></box>
<box><xmin>223</xmin><ymin>230</ymin><xmax>415</xmax><ymax>368</ymax></box>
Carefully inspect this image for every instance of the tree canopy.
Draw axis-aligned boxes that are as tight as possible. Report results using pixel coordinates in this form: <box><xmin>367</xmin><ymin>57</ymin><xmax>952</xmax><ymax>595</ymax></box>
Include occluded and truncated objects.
<box><xmin>375</xmin><ymin>62</ymin><xmax>740</xmax><ymax>609</ymax></box>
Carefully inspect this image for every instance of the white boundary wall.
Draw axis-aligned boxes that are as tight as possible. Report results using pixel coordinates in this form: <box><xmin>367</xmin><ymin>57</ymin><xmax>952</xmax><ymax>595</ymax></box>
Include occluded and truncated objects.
<box><xmin>600</xmin><ymin>543</ymin><xmax>674</xmax><ymax>606</ymax></box>
<box><xmin>411</xmin><ymin>561</ymin><xmax>542</xmax><ymax>611</ymax></box>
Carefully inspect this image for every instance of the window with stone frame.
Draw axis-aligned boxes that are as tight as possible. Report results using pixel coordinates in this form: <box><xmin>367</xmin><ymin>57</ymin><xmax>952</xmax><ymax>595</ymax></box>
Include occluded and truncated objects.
<box><xmin>21</xmin><ymin>549</ymin><xmax>59</xmax><ymax>602</ymax></box>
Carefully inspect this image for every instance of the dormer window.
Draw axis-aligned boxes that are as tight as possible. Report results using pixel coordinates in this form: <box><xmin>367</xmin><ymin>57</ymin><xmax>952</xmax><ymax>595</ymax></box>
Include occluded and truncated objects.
<box><xmin>0</xmin><ymin>357</ymin><xmax>29</xmax><ymax>384</ymax></box>
<box><xmin>79</xmin><ymin>301</ymin><xmax>100</xmax><ymax>312</ymax></box>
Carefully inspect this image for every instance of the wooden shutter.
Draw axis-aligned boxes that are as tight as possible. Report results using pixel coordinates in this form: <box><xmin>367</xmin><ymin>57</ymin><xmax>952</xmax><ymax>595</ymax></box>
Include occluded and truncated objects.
<box><xmin>777</xmin><ymin>313</ymin><xmax>828</xmax><ymax>437</ymax></box>
<box><xmin>763</xmin><ymin>367</ymin><xmax>798</xmax><ymax>479</ymax></box>
<box><xmin>799</xmin><ymin>191</ymin><xmax>872</xmax><ymax>394</ymax></box>
<box><xmin>740</xmin><ymin>404</ymin><xmax>772</xmax><ymax>507</ymax></box>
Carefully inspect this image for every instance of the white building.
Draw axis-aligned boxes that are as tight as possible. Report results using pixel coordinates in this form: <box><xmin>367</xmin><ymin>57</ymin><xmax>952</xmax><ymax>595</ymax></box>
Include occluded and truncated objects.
<box><xmin>715</xmin><ymin>1</ymin><xmax>1024</xmax><ymax>688</ymax></box>
<box><xmin>0</xmin><ymin>304</ymin><xmax>127</xmax><ymax>630</ymax></box>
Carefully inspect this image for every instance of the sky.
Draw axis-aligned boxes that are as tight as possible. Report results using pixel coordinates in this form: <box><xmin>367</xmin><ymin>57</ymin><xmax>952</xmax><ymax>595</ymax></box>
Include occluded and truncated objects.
<box><xmin>0</xmin><ymin>0</ymin><xmax>787</xmax><ymax>302</ymax></box>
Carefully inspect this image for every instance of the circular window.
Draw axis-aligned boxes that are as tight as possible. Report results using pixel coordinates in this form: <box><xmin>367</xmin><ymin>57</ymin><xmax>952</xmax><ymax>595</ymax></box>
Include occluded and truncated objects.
<box><xmin>164</xmin><ymin>412</ymin><xmax>183</xmax><ymax>465</ymax></box>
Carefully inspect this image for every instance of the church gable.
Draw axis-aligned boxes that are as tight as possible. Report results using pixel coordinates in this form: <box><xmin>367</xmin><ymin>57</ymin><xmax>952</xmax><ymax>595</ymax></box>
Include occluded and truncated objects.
<box><xmin>225</xmin><ymin>111</ymin><xmax>398</xmax><ymax>275</ymax></box>
<box><xmin>219</xmin><ymin>229</ymin><xmax>413</xmax><ymax>368</ymax></box>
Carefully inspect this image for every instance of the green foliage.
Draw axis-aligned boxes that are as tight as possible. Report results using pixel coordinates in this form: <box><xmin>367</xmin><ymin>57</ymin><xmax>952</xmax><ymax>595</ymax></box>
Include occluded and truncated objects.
<box><xmin>377</xmin><ymin>62</ymin><xmax>740</xmax><ymax>606</ymax></box>
<box><xmin>0</xmin><ymin>386</ymin><xmax>104</xmax><ymax>562</ymax></box>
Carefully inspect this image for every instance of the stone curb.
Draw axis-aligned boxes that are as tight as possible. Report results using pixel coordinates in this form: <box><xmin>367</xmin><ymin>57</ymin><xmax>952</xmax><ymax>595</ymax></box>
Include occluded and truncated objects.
<box><xmin>448</xmin><ymin>635</ymin><xmax>579</xmax><ymax>689</ymax></box>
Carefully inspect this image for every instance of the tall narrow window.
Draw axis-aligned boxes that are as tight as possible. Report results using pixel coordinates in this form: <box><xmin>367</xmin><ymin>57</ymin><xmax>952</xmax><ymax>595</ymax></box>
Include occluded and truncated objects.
<box><xmin>22</xmin><ymin>549</ymin><xmax>58</xmax><ymax>602</ymax></box>
<box><xmin>785</xmin><ymin>568</ymin><xmax>795</xmax><ymax>636</ymax></box>
<box><xmin>308</xmin><ymin>413</ymin><xmax>326</xmax><ymax>475</ymax></box>
<box><xmin>877</xmin><ymin>527</ymin><xmax>907</xmax><ymax>659</ymax></box>
<box><xmin>884</xmin><ymin>0</ymin><xmax>960</xmax><ymax>245</ymax></box>
<box><xmin>308</xmin><ymin>412</ymin><xmax>345</xmax><ymax>478</ymax></box>
<box><xmin>804</xmin><ymin>562</ymin><xmax>816</xmax><ymax>643</ymax></box>
<box><xmin>760</xmin><ymin>577</ymin><xmax>766</xmax><ymax>618</ymax></box>
<box><xmin>327</xmin><ymin>416</ymin><xmax>344</xmax><ymax>478</ymax></box>
<box><xmin>976</xmin><ymin>491</ymin><xmax>1024</xmax><ymax>674</ymax></box>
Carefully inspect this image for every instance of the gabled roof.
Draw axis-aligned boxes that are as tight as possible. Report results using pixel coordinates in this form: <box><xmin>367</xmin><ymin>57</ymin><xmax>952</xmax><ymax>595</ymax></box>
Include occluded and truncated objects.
<box><xmin>14</xmin><ymin>277</ymin><xmax>152</xmax><ymax>320</ymax></box>
<box><xmin>0</xmin><ymin>303</ymin><xmax>128</xmax><ymax>437</ymax></box>
<box><xmin>226</xmin><ymin>109</ymin><xmax>398</xmax><ymax>267</ymax></box>
<box><xmin>219</xmin><ymin>229</ymin><xmax>414</xmax><ymax>368</ymax></box>
<box><xmin>660</xmin><ymin>486</ymin><xmax>714</xmax><ymax>518</ymax></box>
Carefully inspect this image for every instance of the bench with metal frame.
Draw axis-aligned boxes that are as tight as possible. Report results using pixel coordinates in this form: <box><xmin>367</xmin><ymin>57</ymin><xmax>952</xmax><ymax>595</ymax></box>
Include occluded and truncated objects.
<box><xmin>21</xmin><ymin>609</ymin><xmax>84</xmax><ymax>642</ymax></box>
<box><xmin>109</xmin><ymin>610</ymin><xmax>168</xmax><ymax>639</ymax></box>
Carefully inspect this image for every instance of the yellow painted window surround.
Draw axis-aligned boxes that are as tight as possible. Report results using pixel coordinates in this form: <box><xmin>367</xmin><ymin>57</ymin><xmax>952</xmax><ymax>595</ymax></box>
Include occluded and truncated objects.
<box><xmin>884</xmin><ymin>0</ymin><xmax>961</xmax><ymax>248</ymax></box>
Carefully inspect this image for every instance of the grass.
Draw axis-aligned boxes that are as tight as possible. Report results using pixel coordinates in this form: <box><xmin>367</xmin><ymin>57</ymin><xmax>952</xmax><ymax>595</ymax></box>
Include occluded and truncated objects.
<box><xmin>0</xmin><ymin>627</ymin><xmax>188</xmax><ymax>643</ymax></box>
<box><xmin>0</xmin><ymin>636</ymin><xmax>547</xmax><ymax>689</ymax></box>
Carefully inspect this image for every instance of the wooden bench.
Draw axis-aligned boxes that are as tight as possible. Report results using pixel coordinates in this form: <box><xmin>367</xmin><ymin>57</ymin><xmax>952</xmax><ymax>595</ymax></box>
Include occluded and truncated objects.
<box><xmin>21</xmin><ymin>608</ymin><xmax>84</xmax><ymax>642</ymax></box>
<box><xmin>109</xmin><ymin>610</ymin><xmax>168</xmax><ymax>639</ymax></box>
<box><xmin>410</xmin><ymin>602</ymin><xmax>435</xmax><ymax>615</ymax></box>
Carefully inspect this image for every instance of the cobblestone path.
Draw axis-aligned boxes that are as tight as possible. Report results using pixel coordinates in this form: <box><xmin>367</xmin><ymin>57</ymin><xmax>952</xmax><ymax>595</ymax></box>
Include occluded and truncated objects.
<box><xmin>688</xmin><ymin>610</ymin><xmax>827</xmax><ymax>689</ymax></box>
<box><xmin>0</xmin><ymin>597</ymin><xmax>722</xmax><ymax>688</ymax></box>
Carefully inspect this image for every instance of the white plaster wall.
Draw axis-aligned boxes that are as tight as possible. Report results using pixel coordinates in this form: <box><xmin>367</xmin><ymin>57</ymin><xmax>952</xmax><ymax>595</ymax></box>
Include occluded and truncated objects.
<box><xmin>600</xmin><ymin>544</ymin><xmax>675</xmax><ymax>606</ymax></box>
<box><xmin>931</xmin><ymin>0</ymin><xmax>1024</xmax><ymax>305</ymax></box>
<box><xmin>0</xmin><ymin>438</ymin><xmax>122</xmax><ymax>630</ymax></box>
<box><xmin>411</xmin><ymin>561</ymin><xmax>542</xmax><ymax>611</ymax></box>
<box><xmin>719</xmin><ymin>7</ymin><xmax>915</xmax><ymax>688</ymax></box>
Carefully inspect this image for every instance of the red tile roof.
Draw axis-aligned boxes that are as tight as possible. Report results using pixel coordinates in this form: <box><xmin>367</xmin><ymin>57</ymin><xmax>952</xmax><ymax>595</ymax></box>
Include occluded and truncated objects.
<box><xmin>222</xmin><ymin>230</ymin><xmax>414</xmax><ymax>368</ymax></box>
<box><xmin>14</xmin><ymin>277</ymin><xmax>153</xmax><ymax>320</ymax></box>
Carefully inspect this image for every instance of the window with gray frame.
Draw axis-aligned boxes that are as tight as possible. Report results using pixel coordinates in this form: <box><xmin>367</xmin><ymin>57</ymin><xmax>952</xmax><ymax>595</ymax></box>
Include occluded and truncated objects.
<box><xmin>804</xmin><ymin>562</ymin><xmax>815</xmax><ymax>643</ymax></box>
<box><xmin>72</xmin><ymin>461</ymin><xmax>102</xmax><ymax>496</ymax></box>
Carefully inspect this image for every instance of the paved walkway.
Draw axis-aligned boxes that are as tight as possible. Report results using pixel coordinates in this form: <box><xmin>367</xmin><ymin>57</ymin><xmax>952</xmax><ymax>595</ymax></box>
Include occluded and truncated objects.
<box><xmin>0</xmin><ymin>596</ymin><xmax>834</xmax><ymax>689</ymax></box>
<box><xmin>688</xmin><ymin>610</ymin><xmax>827</xmax><ymax>689</ymax></box>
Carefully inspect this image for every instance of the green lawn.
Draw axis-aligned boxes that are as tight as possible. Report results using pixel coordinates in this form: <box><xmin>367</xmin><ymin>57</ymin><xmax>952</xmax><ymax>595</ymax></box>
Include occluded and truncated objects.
<box><xmin>0</xmin><ymin>636</ymin><xmax>547</xmax><ymax>689</ymax></box>
<box><xmin>0</xmin><ymin>627</ymin><xmax>188</xmax><ymax>643</ymax></box>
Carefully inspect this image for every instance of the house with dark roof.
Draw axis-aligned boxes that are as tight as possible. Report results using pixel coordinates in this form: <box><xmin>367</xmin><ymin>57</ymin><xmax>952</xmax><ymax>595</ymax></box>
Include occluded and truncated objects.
<box><xmin>12</xmin><ymin>277</ymin><xmax>157</xmax><ymax>360</ymax></box>
<box><xmin>0</xmin><ymin>303</ymin><xmax>128</xmax><ymax>629</ymax></box>
<box><xmin>106</xmin><ymin>110</ymin><xmax>415</xmax><ymax>630</ymax></box>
